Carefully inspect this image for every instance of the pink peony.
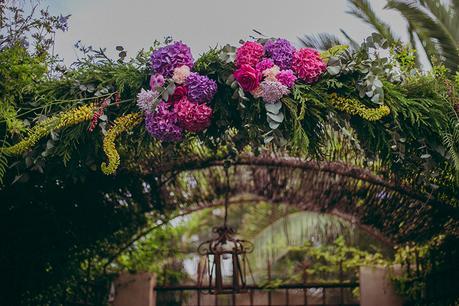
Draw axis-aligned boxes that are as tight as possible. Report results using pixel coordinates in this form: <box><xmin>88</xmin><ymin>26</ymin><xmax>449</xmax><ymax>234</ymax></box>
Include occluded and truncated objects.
<box><xmin>174</xmin><ymin>97</ymin><xmax>213</xmax><ymax>132</ymax></box>
<box><xmin>276</xmin><ymin>70</ymin><xmax>297</xmax><ymax>88</ymax></box>
<box><xmin>233</xmin><ymin>64</ymin><xmax>262</xmax><ymax>91</ymax></box>
<box><xmin>291</xmin><ymin>48</ymin><xmax>326</xmax><ymax>83</ymax></box>
<box><xmin>235</xmin><ymin>41</ymin><xmax>264</xmax><ymax>67</ymax></box>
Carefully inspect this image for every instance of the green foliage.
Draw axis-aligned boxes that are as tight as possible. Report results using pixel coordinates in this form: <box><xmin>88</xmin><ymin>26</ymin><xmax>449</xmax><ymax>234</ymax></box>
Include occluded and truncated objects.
<box><xmin>391</xmin><ymin>235</ymin><xmax>459</xmax><ymax>306</ymax></box>
<box><xmin>293</xmin><ymin>236</ymin><xmax>387</xmax><ymax>278</ymax></box>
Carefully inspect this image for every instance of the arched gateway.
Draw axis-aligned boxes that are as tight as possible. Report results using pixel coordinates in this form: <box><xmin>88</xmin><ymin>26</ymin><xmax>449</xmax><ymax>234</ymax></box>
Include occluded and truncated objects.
<box><xmin>1</xmin><ymin>35</ymin><xmax>458</xmax><ymax>305</ymax></box>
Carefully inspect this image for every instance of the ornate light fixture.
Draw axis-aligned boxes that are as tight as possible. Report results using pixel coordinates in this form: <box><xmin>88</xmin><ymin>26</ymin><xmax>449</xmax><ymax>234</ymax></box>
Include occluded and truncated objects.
<box><xmin>197</xmin><ymin>165</ymin><xmax>254</xmax><ymax>294</ymax></box>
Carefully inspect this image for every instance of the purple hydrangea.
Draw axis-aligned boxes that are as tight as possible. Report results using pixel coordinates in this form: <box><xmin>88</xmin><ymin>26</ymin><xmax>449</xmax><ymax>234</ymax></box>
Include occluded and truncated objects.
<box><xmin>264</xmin><ymin>38</ymin><xmax>296</xmax><ymax>70</ymax></box>
<box><xmin>145</xmin><ymin>101</ymin><xmax>183</xmax><ymax>142</ymax></box>
<box><xmin>276</xmin><ymin>70</ymin><xmax>297</xmax><ymax>88</ymax></box>
<box><xmin>185</xmin><ymin>72</ymin><xmax>217</xmax><ymax>103</ymax></box>
<box><xmin>150</xmin><ymin>42</ymin><xmax>194</xmax><ymax>78</ymax></box>
<box><xmin>256</xmin><ymin>58</ymin><xmax>275</xmax><ymax>72</ymax></box>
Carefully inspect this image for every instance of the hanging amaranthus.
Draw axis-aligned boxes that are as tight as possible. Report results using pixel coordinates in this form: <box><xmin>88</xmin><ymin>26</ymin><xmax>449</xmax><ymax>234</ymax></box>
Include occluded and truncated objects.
<box><xmin>1</xmin><ymin>104</ymin><xmax>95</xmax><ymax>155</ymax></box>
<box><xmin>101</xmin><ymin>112</ymin><xmax>143</xmax><ymax>175</ymax></box>
<box><xmin>328</xmin><ymin>93</ymin><xmax>390</xmax><ymax>121</ymax></box>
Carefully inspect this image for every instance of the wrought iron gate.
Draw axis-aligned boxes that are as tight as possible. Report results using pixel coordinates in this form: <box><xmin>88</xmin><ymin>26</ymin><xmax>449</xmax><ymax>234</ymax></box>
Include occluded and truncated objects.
<box><xmin>155</xmin><ymin>282</ymin><xmax>359</xmax><ymax>306</ymax></box>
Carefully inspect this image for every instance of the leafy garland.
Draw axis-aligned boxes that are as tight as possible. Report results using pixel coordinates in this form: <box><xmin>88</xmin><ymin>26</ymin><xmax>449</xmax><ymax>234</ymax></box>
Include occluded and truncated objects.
<box><xmin>0</xmin><ymin>35</ymin><xmax>458</xmax><ymax>203</ymax></box>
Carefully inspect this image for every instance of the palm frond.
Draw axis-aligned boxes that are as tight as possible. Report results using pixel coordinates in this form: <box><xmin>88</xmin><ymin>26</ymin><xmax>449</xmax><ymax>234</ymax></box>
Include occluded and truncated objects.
<box><xmin>386</xmin><ymin>0</ymin><xmax>459</xmax><ymax>72</ymax></box>
<box><xmin>340</xmin><ymin>29</ymin><xmax>360</xmax><ymax>50</ymax></box>
<box><xmin>407</xmin><ymin>23</ymin><xmax>422</xmax><ymax>67</ymax></box>
<box><xmin>449</xmin><ymin>0</ymin><xmax>459</xmax><ymax>41</ymax></box>
<box><xmin>419</xmin><ymin>0</ymin><xmax>457</xmax><ymax>40</ymax></box>
<box><xmin>248</xmin><ymin>211</ymin><xmax>351</xmax><ymax>272</ymax></box>
<box><xmin>298</xmin><ymin>33</ymin><xmax>342</xmax><ymax>50</ymax></box>
<box><xmin>347</xmin><ymin>0</ymin><xmax>398</xmax><ymax>43</ymax></box>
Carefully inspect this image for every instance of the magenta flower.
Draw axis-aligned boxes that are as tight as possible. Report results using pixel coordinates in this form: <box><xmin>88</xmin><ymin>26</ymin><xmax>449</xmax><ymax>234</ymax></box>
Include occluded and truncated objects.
<box><xmin>174</xmin><ymin>98</ymin><xmax>213</xmax><ymax>132</ymax></box>
<box><xmin>235</xmin><ymin>41</ymin><xmax>264</xmax><ymax>67</ymax></box>
<box><xmin>291</xmin><ymin>48</ymin><xmax>326</xmax><ymax>83</ymax></box>
<box><xmin>233</xmin><ymin>64</ymin><xmax>262</xmax><ymax>92</ymax></box>
<box><xmin>276</xmin><ymin>70</ymin><xmax>297</xmax><ymax>88</ymax></box>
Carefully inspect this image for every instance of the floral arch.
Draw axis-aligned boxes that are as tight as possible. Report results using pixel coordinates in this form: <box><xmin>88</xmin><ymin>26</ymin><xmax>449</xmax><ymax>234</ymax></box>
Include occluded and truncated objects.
<box><xmin>1</xmin><ymin>34</ymin><xmax>458</xmax><ymax>245</ymax></box>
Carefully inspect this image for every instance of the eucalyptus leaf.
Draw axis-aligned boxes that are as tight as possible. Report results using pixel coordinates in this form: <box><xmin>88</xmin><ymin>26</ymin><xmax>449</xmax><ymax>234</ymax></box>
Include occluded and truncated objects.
<box><xmin>327</xmin><ymin>66</ymin><xmax>341</xmax><ymax>75</ymax></box>
<box><xmin>265</xmin><ymin>101</ymin><xmax>282</xmax><ymax>114</ymax></box>
<box><xmin>267</xmin><ymin>111</ymin><xmax>284</xmax><ymax>123</ymax></box>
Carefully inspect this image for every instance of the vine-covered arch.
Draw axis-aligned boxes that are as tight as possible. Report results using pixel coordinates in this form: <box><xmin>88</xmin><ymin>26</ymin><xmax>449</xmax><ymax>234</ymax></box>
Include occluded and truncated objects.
<box><xmin>138</xmin><ymin>154</ymin><xmax>457</xmax><ymax>244</ymax></box>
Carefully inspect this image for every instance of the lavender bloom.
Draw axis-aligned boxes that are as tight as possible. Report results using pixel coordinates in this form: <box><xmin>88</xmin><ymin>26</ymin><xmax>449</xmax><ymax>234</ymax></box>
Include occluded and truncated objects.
<box><xmin>264</xmin><ymin>38</ymin><xmax>296</xmax><ymax>70</ymax></box>
<box><xmin>137</xmin><ymin>89</ymin><xmax>160</xmax><ymax>112</ymax></box>
<box><xmin>145</xmin><ymin>102</ymin><xmax>183</xmax><ymax>142</ymax></box>
<box><xmin>150</xmin><ymin>42</ymin><xmax>194</xmax><ymax>77</ymax></box>
<box><xmin>186</xmin><ymin>72</ymin><xmax>217</xmax><ymax>103</ymax></box>
<box><xmin>260</xmin><ymin>80</ymin><xmax>290</xmax><ymax>103</ymax></box>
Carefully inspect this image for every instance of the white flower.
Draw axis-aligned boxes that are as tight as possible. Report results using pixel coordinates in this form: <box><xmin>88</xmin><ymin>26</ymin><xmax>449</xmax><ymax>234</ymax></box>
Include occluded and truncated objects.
<box><xmin>172</xmin><ymin>65</ymin><xmax>191</xmax><ymax>84</ymax></box>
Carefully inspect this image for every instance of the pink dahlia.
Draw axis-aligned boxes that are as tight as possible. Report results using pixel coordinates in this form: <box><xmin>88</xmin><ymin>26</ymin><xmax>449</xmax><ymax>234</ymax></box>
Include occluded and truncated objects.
<box><xmin>174</xmin><ymin>98</ymin><xmax>212</xmax><ymax>132</ymax></box>
<box><xmin>291</xmin><ymin>48</ymin><xmax>326</xmax><ymax>83</ymax></box>
<box><xmin>235</xmin><ymin>41</ymin><xmax>264</xmax><ymax>67</ymax></box>
<box><xmin>276</xmin><ymin>70</ymin><xmax>297</xmax><ymax>88</ymax></box>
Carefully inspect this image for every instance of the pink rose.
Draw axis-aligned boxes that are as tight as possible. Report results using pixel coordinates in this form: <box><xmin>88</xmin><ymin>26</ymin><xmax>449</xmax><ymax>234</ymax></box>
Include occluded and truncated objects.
<box><xmin>233</xmin><ymin>64</ymin><xmax>262</xmax><ymax>92</ymax></box>
<box><xmin>168</xmin><ymin>86</ymin><xmax>188</xmax><ymax>103</ymax></box>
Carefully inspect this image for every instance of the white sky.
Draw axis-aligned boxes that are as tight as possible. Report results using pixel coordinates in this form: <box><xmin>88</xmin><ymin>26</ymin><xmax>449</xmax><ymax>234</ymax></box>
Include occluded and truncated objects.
<box><xmin>43</xmin><ymin>0</ymin><xmax>411</xmax><ymax>64</ymax></box>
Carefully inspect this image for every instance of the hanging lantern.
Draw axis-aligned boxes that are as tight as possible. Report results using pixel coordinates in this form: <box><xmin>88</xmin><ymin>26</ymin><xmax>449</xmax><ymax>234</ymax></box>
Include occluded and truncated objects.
<box><xmin>198</xmin><ymin>225</ymin><xmax>253</xmax><ymax>294</ymax></box>
<box><xmin>197</xmin><ymin>165</ymin><xmax>254</xmax><ymax>294</ymax></box>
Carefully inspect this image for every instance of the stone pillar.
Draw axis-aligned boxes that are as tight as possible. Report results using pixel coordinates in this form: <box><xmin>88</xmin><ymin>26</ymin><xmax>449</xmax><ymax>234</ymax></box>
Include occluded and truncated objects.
<box><xmin>359</xmin><ymin>265</ymin><xmax>404</xmax><ymax>306</ymax></box>
<box><xmin>112</xmin><ymin>272</ymin><xmax>156</xmax><ymax>306</ymax></box>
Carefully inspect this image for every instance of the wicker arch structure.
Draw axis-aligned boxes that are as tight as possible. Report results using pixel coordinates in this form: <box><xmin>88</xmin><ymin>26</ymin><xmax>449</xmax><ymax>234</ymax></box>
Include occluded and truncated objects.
<box><xmin>139</xmin><ymin>154</ymin><xmax>458</xmax><ymax>245</ymax></box>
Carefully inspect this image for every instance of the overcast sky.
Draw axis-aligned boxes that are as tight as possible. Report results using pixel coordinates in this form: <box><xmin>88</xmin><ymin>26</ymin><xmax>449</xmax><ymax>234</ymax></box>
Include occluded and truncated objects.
<box><xmin>42</xmin><ymin>0</ymin><xmax>411</xmax><ymax>64</ymax></box>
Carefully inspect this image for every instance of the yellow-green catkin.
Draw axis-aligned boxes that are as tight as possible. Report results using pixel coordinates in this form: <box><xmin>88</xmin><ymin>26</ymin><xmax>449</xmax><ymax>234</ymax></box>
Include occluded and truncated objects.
<box><xmin>329</xmin><ymin>93</ymin><xmax>390</xmax><ymax>121</ymax></box>
<box><xmin>101</xmin><ymin>112</ymin><xmax>142</xmax><ymax>175</ymax></box>
<box><xmin>1</xmin><ymin>104</ymin><xmax>95</xmax><ymax>155</ymax></box>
